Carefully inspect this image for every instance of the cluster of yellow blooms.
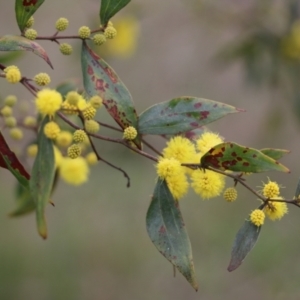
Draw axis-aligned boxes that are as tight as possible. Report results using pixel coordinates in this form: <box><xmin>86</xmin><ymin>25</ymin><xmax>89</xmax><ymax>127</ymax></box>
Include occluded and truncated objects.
<box><xmin>0</xmin><ymin>87</ymin><xmax>104</xmax><ymax>186</ymax></box>
<box><xmin>156</xmin><ymin>132</ymin><xmax>226</xmax><ymax>200</ymax></box>
<box><xmin>156</xmin><ymin>132</ymin><xmax>289</xmax><ymax>226</ymax></box>
<box><xmin>32</xmin><ymin>89</ymin><xmax>104</xmax><ymax>185</ymax></box>
<box><xmin>250</xmin><ymin>179</ymin><xmax>288</xmax><ymax>227</ymax></box>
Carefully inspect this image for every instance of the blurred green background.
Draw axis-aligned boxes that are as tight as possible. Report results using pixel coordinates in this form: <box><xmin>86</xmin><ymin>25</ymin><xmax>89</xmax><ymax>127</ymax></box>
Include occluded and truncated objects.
<box><xmin>1</xmin><ymin>0</ymin><xmax>300</xmax><ymax>299</ymax></box>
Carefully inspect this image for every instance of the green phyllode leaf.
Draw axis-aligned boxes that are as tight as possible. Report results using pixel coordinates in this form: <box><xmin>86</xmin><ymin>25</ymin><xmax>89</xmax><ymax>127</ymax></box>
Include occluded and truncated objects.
<box><xmin>294</xmin><ymin>177</ymin><xmax>300</xmax><ymax>199</ymax></box>
<box><xmin>0</xmin><ymin>35</ymin><xmax>53</xmax><ymax>68</ymax></box>
<box><xmin>81</xmin><ymin>41</ymin><xmax>141</xmax><ymax>148</ymax></box>
<box><xmin>30</xmin><ymin>117</ymin><xmax>55</xmax><ymax>239</ymax></box>
<box><xmin>9</xmin><ymin>182</ymin><xmax>35</xmax><ymax>217</ymax></box>
<box><xmin>260</xmin><ymin>148</ymin><xmax>290</xmax><ymax>160</ymax></box>
<box><xmin>138</xmin><ymin>97</ymin><xmax>243</xmax><ymax>135</ymax></box>
<box><xmin>201</xmin><ymin>142</ymin><xmax>290</xmax><ymax>173</ymax></box>
<box><xmin>100</xmin><ymin>0</ymin><xmax>131</xmax><ymax>25</ymax></box>
<box><xmin>15</xmin><ymin>0</ymin><xmax>45</xmax><ymax>32</ymax></box>
<box><xmin>146</xmin><ymin>179</ymin><xmax>198</xmax><ymax>290</ymax></box>
<box><xmin>228</xmin><ymin>220</ymin><xmax>261</xmax><ymax>272</ymax></box>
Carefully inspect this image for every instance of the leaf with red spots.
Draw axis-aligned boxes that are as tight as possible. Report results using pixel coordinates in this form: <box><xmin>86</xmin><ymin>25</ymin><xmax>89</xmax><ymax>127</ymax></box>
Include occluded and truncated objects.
<box><xmin>260</xmin><ymin>148</ymin><xmax>290</xmax><ymax>161</ymax></box>
<box><xmin>0</xmin><ymin>131</ymin><xmax>30</xmax><ymax>188</ymax></box>
<box><xmin>138</xmin><ymin>97</ymin><xmax>243</xmax><ymax>135</ymax></box>
<box><xmin>146</xmin><ymin>179</ymin><xmax>198</xmax><ymax>291</ymax></box>
<box><xmin>201</xmin><ymin>142</ymin><xmax>290</xmax><ymax>173</ymax></box>
<box><xmin>100</xmin><ymin>0</ymin><xmax>131</xmax><ymax>26</ymax></box>
<box><xmin>15</xmin><ymin>0</ymin><xmax>45</xmax><ymax>32</ymax></box>
<box><xmin>162</xmin><ymin>127</ymin><xmax>207</xmax><ymax>141</ymax></box>
<box><xmin>227</xmin><ymin>219</ymin><xmax>261</xmax><ymax>272</ymax></box>
<box><xmin>81</xmin><ymin>42</ymin><xmax>141</xmax><ymax>148</ymax></box>
<box><xmin>0</xmin><ymin>35</ymin><xmax>53</xmax><ymax>68</ymax></box>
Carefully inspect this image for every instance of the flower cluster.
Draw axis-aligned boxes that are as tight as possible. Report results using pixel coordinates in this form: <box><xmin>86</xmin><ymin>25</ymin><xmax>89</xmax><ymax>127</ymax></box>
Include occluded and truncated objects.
<box><xmin>156</xmin><ymin>132</ymin><xmax>226</xmax><ymax>200</ymax></box>
<box><xmin>250</xmin><ymin>180</ymin><xmax>288</xmax><ymax>227</ymax></box>
<box><xmin>0</xmin><ymin>89</ymin><xmax>104</xmax><ymax>186</ymax></box>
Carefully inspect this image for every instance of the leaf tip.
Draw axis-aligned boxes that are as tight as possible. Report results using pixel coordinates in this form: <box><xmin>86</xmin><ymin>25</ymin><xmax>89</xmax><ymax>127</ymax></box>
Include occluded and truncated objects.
<box><xmin>236</xmin><ymin>107</ymin><xmax>246</xmax><ymax>113</ymax></box>
<box><xmin>227</xmin><ymin>263</ymin><xmax>239</xmax><ymax>272</ymax></box>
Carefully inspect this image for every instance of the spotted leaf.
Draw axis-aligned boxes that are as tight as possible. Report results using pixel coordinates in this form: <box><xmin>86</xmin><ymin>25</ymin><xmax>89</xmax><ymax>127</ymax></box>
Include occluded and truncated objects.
<box><xmin>260</xmin><ymin>148</ymin><xmax>290</xmax><ymax>161</ymax></box>
<box><xmin>201</xmin><ymin>142</ymin><xmax>290</xmax><ymax>173</ymax></box>
<box><xmin>81</xmin><ymin>41</ymin><xmax>141</xmax><ymax>148</ymax></box>
<box><xmin>138</xmin><ymin>97</ymin><xmax>243</xmax><ymax>135</ymax></box>
<box><xmin>228</xmin><ymin>219</ymin><xmax>261</xmax><ymax>272</ymax></box>
<box><xmin>146</xmin><ymin>179</ymin><xmax>198</xmax><ymax>291</ymax></box>
<box><xmin>15</xmin><ymin>0</ymin><xmax>45</xmax><ymax>32</ymax></box>
<box><xmin>0</xmin><ymin>35</ymin><xmax>52</xmax><ymax>68</ymax></box>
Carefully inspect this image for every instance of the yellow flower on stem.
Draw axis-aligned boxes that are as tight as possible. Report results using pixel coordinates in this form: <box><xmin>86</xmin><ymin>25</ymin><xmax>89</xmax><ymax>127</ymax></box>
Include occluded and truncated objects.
<box><xmin>4</xmin><ymin>65</ymin><xmax>21</xmax><ymax>84</ymax></box>
<box><xmin>191</xmin><ymin>169</ymin><xmax>225</xmax><ymax>199</ymax></box>
<box><xmin>35</xmin><ymin>89</ymin><xmax>62</xmax><ymax>116</ymax></box>
<box><xmin>262</xmin><ymin>179</ymin><xmax>280</xmax><ymax>198</ymax></box>
<box><xmin>250</xmin><ymin>209</ymin><xmax>265</xmax><ymax>227</ymax></box>
<box><xmin>196</xmin><ymin>131</ymin><xmax>223</xmax><ymax>154</ymax></box>
<box><xmin>264</xmin><ymin>198</ymin><xmax>288</xmax><ymax>221</ymax></box>
<box><xmin>156</xmin><ymin>157</ymin><xmax>189</xmax><ymax>200</ymax></box>
<box><xmin>60</xmin><ymin>157</ymin><xmax>89</xmax><ymax>185</ymax></box>
<box><xmin>163</xmin><ymin>136</ymin><xmax>197</xmax><ymax>164</ymax></box>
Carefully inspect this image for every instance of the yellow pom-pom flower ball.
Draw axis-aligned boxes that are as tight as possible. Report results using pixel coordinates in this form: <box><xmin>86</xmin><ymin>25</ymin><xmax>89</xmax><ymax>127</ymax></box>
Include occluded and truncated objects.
<box><xmin>59</xmin><ymin>43</ymin><xmax>73</xmax><ymax>55</ymax></box>
<box><xmin>263</xmin><ymin>198</ymin><xmax>288</xmax><ymax>221</ymax></box>
<box><xmin>35</xmin><ymin>89</ymin><xmax>62</xmax><ymax>116</ymax></box>
<box><xmin>4</xmin><ymin>65</ymin><xmax>21</xmax><ymax>84</ymax></box>
<box><xmin>56</xmin><ymin>131</ymin><xmax>73</xmax><ymax>147</ymax></box>
<box><xmin>223</xmin><ymin>187</ymin><xmax>238</xmax><ymax>202</ymax></box>
<box><xmin>191</xmin><ymin>169</ymin><xmax>225</xmax><ymax>199</ymax></box>
<box><xmin>60</xmin><ymin>157</ymin><xmax>89</xmax><ymax>185</ymax></box>
<box><xmin>34</xmin><ymin>73</ymin><xmax>51</xmax><ymax>86</ymax></box>
<box><xmin>123</xmin><ymin>126</ymin><xmax>137</xmax><ymax>140</ymax></box>
<box><xmin>44</xmin><ymin>121</ymin><xmax>60</xmax><ymax>139</ymax></box>
<box><xmin>262</xmin><ymin>179</ymin><xmax>280</xmax><ymax>198</ymax></box>
<box><xmin>86</xmin><ymin>152</ymin><xmax>98</xmax><ymax>165</ymax></box>
<box><xmin>78</xmin><ymin>26</ymin><xmax>91</xmax><ymax>39</ymax></box>
<box><xmin>24</xmin><ymin>28</ymin><xmax>37</xmax><ymax>40</ymax></box>
<box><xmin>55</xmin><ymin>17</ymin><xmax>69</xmax><ymax>31</ymax></box>
<box><xmin>250</xmin><ymin>209</ymin><xmax>265</xmax><ymax>227</ymax></box>
<box><xmin>67</xmin><ymin>144</ymin><xmax>82</xmax><ymax>159</ymax></box>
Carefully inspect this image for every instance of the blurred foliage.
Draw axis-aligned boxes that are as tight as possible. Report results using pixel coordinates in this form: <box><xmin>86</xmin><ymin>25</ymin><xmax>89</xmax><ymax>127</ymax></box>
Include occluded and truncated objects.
<box><xmin>210</xmin><ymin>0</ymin><xmax>300</xmax><ymax>122</ymax></box>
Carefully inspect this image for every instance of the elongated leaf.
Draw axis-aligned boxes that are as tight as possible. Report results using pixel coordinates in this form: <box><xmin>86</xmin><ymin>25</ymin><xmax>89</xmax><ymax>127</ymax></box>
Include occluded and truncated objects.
<box><xmin>146</xmin><ymin>179</ymin><xmax>198</xmax><ymax>290</ymax></box>
<box><xmin>0</xmin><ymin>131</ymin><xmax>30</xmax><ymax>184</ymax></box>
<box><xmin>201</xmin><ymin>142</ymin><xmax>290</xmax><ymax>173</ymax></box>
<box><xmin>228</xmin><ymin>220</ymin><xmax>261</xmax><ymax>272</ymax></box>
<box><xmin>81</xmin><ymin>41</ymin><xmax>141</xmax><ymax>148</ymax></box>
<box><xmin>0</xmin><ymin>35</ymin><xmax>53</xmax><ymax>68</ymax></box>
<box><xmin>9</xmin><ymin>183</ymin><xmax>35</xmax><ymax>217</ymax></box>
<box><xmin>30</xmin><ymin>117</ymin><xmax>55</xmax><ymax>239</ymax></box>
<box><xmin>100</xmin><ymin>0</ymin><xmax>131</xmax><ymax>25</ymax></box>
<box><xmin>260</xmin><ymin>148</ymin><xmax>290</xmax><ymax>160</ymax></box>
<box><xmin>294</xmin><ymin>178</ymin><xmax>300</xmax><ymax>199</ymax></box>
<box><xmin>0</xmin><ymin>51</ymin><xmax>24</xmax><ymax>64</ymax></box>
<box><xmin>162</xmin><ymin>127</ymin><xmax>207</xmax><ymax>141</ymax></box>
<box><xmin>15</xmin><ymin>0</ymin><xmax>45</xmax><ymax>32</ymax></box>
<box><xmin>2</xmin><ymin>155</ymin><xmax>29</xmax><ymax>189</ymax></box>
<box><xmin>138</xmin><ymin>97</ymin><xmax>243</xmax><ymax>135</ymax></box>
